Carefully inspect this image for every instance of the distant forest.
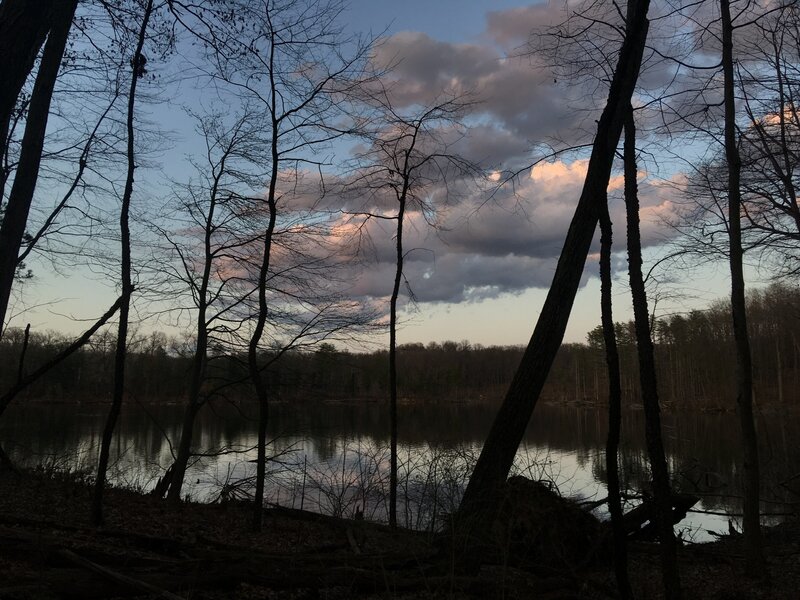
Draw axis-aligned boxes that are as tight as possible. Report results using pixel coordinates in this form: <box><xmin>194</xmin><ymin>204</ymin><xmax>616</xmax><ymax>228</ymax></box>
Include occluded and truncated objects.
<box><xmin>2</xmin><ymin>282</ymin><xmax>798</xmax><ymax>409</ymax></box>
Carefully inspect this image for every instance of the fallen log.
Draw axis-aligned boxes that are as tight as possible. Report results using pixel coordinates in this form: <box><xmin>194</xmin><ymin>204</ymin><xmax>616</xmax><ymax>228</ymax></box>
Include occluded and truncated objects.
<box><xmin>623</xmin><ymin>493</ymin><xmax>700</xmax><ymax>540</ymax></box>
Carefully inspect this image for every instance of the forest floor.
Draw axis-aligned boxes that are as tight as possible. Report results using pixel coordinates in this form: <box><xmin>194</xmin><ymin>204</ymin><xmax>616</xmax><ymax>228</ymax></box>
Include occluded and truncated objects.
<box><xmin>0</xmin><ymin>469</ymin><xmax>797</xmax><ymax>599</ymax></box>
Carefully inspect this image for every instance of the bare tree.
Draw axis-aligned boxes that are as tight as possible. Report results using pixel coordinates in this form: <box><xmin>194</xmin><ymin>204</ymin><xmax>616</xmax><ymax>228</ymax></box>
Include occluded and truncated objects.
<box><xmin>624</xmin><ymin>106</ymin><xmax>682</xmax><ymax>597</ymax></box>
<box><xmin>346</xmin><ymin>91</ymin><xmax>480</xmax><ymax>528</ymax></box>
<box><xmin>154</xmin><ymin>110</ymin><xmax>269</xmax><ymax>502</ymax></box>
<box><xmin>170</xmin><ymin>0</ymin><xmax>377</xmax><ymax>530</ymax></box>
<box><xmin>92</xmin><ymin>0</ymin><xmax>154</xmax><ymax>526</ymax></box>
<box><xmin>720</xmin><ymin>0</ymin><xmax>764</xmax><ymax>574</ymax></box>
<box><xmin>598</xmin><ymin>138</ymin><xmax>632</xmax><ymax>600</ymax></box>
<box><xmin>736</xmin><ymin>3</ymin><xmax>800</xmax><ymax>274</ymax></box>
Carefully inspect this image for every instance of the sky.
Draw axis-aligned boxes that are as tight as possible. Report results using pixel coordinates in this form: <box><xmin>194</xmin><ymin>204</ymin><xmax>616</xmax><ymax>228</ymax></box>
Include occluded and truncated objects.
<box><xmin>9</xmin><ymin>0</ymin><xmax>748</xmax><ymax>348</ymax></box>
<box><xmin>326</xmin><ymin>0</ymin><xmax>734</xmax><ymax>346</ymax></box>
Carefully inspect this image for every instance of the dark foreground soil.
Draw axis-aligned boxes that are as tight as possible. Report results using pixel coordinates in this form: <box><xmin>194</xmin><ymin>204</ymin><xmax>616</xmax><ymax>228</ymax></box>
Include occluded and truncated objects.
<box><xmin>0</xmin><ymin>470</ymin><xmax>797</xmax><ymax>599</ymax></box>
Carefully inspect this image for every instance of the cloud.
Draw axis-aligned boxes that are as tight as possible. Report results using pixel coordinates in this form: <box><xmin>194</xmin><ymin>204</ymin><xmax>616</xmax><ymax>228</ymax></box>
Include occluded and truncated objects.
<box><xmin>371</xmin><ymin>28</ymin><xmax>580</xmax><ymax>165</ymax></box>
<box><xmin>326</xmin><ymin>3</ymin><xmax>702</xmax><ymax>309</ymax></box>
<box><xmin>333</xmin><ymin>155</ymin><xmax>683</xmax><ymax>307</ymax></box>
<box><xmin>485</xmin><ymin>4</ymin><xmax>566</xmax><ymax>47</ymax></box>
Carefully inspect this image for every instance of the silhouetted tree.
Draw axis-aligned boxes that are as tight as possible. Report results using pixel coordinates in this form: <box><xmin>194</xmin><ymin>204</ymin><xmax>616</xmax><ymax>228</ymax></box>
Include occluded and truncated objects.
<box><xmin>720</xmin><ymin>0</ymin><xmax>764</xmax><ymax>574</ymax></box>
<box><xmin>178</xmin><ymin>0</ymin><xmax>378</xmax><ymax>531</ymax></box>
<box><xmin>0</xmin><ymin>0</ymin><xmax>56</xmax><ymax>200</ymax></box>
<box><xmin>93</xmin><ymin>0</ymin><xmax>154</xmax><ymax>526</ymax></box>
<box><xmin>160</xmin><ymin>110</ymin><xmax>269</xmax><ymax>503</ymax></box>
<box><xmin>348</xmin><ymin>91</ymin><xmax>480</xmax><ymax>527</ymax></box>
<box><xmin>458</xmin><ymin>0</ymin><xmax>652</xmax><ymax>546</ymax></box>
<box><xmin>598</xmin><ymin>139</ymin><xmax>632</xmax><ymax>600</ymax></box>
<box><xmin>624</xmin><ymin>106</ymin><xmax>681</xmax><ymax>597</ymax></box>
<box><xmin>0</xmin><ymin>0</ymin><xmax>77</xmax><ymax>337</ymax></box>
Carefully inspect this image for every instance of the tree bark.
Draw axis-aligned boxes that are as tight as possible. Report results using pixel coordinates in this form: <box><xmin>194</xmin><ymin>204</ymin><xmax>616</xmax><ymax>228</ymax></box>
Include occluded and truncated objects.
<box><xmin>623</xmin><ymin>109</ymin><xmax>681</xmax><ymax>599</ymax></box>
<box><xmin>457</xmin><ymin>0</ymin><xmax>652</xmax><ymax>537</ymax></box>
<box><xmin>388</xmin><ymin>191</ymin><xmax>406</xmax><ymax>529</ymax></box>
<box><xmin>0</xmin><ymin>0</ymin><xmax>56</xmax><ymax>192</ymax></box>
<box><xmin>720</xmin><ymin>0</ymin><xmax>764</xmax><ymax>574</ymax></box>
<box><xmin>0</xmin><ymin>0</ymin><xmax>76</xmax><ymax>338</ymax></box>
<box><xmin>92</xmin><ymin>0</ymin><xmax>153</xmax><ymax>526</ymax></box>
<box><xmin>599</xmin><ymin>192</ymin><xmax>632</xmax><ymax>599</ymax></box>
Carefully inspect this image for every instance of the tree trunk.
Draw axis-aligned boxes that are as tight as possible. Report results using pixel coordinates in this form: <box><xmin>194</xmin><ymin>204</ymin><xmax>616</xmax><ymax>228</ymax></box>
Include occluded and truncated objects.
<box><xmin>623</xmin><ymin>109</ymin><xmax>681</xmax><ymax>599</ymax></box>
<box><xmin>249</xmin><ymin>32</ymin><xmax>280</xmax><ymax>532</ymax></box>
<box><xmin>249</xmin><ymin>194</ymin><xmax>277</xmax><ymax>531</ymax></box>
<box><xmin>166</xmin><ymin>159</ymin><xmax>225</xmax><ymax>502</ymax></box>
<box><xmin>600</xmin><ymin>193</ymin><xmax>633</xmax><ymax>600</ymax></box>
<box><xmin>165</xmin><ymin>397</ymin><xmax>202</xmax><ymax>502</ymax></box>
<box><xmin>0</xmin><ymin>0</ymin><xmax>76</xmax><ymax>338</ymax></box>
<box><xmin>599</xmin><ymin>188</ymin><xmax>632</xmax><ymax>600</ymax></box>
<box><xmin>720</xmin><ymin>0</ymin><xmax>764</xmax><ymax>574</ymax></box>
<box><xmin>388</xmin><ymin>196</ymin><xmax>406</xmax><ymax>529</ymax></box>
<box><xmin>92</xmin><ymin>0</ymin><xmax>153</xmax><ymax>526</ymax></box>
<box><xmin>457</xmin><ymin>0</ymin><xmax>651</xmax><ymax>536</ymax></box>
<box><xmin>0</xmin><ymin>0</ymin><xmax>56</xmax><ymax>195</ymax></box>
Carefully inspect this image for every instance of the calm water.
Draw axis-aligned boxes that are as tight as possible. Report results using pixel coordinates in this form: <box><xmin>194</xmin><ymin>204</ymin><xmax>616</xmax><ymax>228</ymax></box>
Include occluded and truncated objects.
<box><xmin>2</xmin><ymin>401</ymin><xmax>798</xmax><ymax>540</ymax></box>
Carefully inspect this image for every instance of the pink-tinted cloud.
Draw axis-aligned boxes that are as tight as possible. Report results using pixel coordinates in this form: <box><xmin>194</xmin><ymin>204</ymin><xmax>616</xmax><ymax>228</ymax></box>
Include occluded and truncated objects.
<box><xmin>332</xmin><ymin>157</ymin><xmax>682</xmax><ymax>306</ymax></box>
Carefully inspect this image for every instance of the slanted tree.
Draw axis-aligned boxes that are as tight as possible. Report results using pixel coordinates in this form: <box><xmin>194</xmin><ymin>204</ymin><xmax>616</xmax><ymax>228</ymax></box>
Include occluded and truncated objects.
<box><xmin>0</xmin><ymin>0</ymin><xmax>77</xmax><ymax>337</ymax></box>
<box><xmin>0</xmin><ymin>0</ymin><xmax>56</xmax><ymax>191</ymax></box>
<box><xmin>457</xmin><ymin>0</ymin><xmax>652</xmax><ymax>545</ymax></box>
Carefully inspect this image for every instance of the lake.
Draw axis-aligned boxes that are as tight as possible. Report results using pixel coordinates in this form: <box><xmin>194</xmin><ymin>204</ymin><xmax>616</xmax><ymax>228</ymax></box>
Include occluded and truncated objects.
<box><xmin>2</xmin><ymin>401</ymin><xmax>798</xmax><ymax>540</ymax></box>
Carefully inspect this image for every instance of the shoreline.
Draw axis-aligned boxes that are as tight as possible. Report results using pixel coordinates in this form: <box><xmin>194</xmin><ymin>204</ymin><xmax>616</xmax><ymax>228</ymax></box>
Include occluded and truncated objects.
<box><xmin>0</xmin><ymin>469</ymin><xmax>798</xmax><ymax>598</ymax></box>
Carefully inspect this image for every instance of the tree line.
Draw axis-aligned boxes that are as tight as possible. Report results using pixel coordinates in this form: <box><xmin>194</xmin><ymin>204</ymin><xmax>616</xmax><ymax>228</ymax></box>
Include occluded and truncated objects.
<box><xmin>4</xmin><ymin>281</ymin><xmax>798</xmax><ymax>408</ymax></box>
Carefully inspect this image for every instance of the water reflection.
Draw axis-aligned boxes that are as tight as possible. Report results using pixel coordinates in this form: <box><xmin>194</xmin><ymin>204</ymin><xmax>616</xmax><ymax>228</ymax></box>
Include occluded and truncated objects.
<box><xmin>2</xmin><ymin>401</ymin><xmax>798</xmax><ymax>539</ymax></box>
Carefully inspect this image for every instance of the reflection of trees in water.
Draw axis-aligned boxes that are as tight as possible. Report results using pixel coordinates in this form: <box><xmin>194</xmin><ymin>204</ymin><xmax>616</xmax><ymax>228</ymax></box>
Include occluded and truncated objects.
<box><xmin>2</xmin><ymin>403</ymin><xmax>799</xmax><ymax>517</ymax></box>
<box><xmin>588</xmin><ymin>412</ymin><xmax>800</xmax><ymax>517</ymax></box>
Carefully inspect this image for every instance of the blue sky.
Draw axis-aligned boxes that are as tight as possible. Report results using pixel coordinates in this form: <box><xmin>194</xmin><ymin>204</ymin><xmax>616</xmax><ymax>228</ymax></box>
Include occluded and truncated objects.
<box><xmin>9</xmin><ymin>1</ymin><xmax>746</xmax><ymax>348</ymax></box>
<box><xmin>347</xmin><ymin>0</ymin><xmax>528</xmax><ymax>41</ymax></box>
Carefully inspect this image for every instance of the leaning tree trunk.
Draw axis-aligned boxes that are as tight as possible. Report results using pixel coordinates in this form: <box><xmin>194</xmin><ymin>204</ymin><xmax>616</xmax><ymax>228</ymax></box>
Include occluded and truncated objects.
<box><xmin>0</xmin><ymin>0</ymin><xmax>76</xmax><ymax>338</ymax></box>
<box><xmin>598</xmin><ymin>196</ymin><xmax>632</xmax><ymax>600</ymax></box>
<box><xmin>720</xmin><ymin>0</ymin><xmax>764</xmax><ymax>574</ymax></box>
<box><xmin>92</xmin><ymin>0</ymin><xmax>153</xmax><ymax>526</ymax></box>
<box><xmin>623</xmin><ymin>109</ymin><xmax>682</xmax><ymax>599</ymax></box>
<box><xmin>0</xmin><ymin>297</ymin><xmax>122</xmax><ymax>469</ymax></box>
<box><xmin>0</xmin><ymin>0</ymin><xmax>56</xmax><ymax>201</ymax></box>
<box><xmin>456</xmin><ymin>0</ymin><xmax>652</xmax><ymax>540</ymax></box>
